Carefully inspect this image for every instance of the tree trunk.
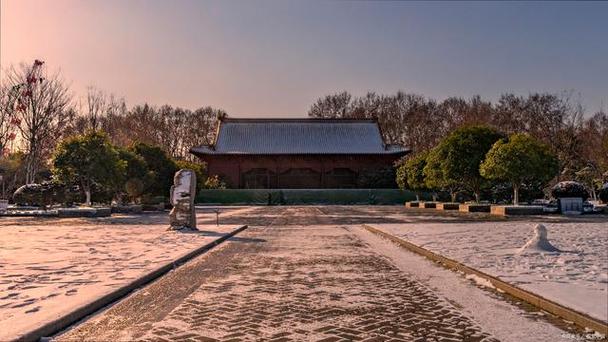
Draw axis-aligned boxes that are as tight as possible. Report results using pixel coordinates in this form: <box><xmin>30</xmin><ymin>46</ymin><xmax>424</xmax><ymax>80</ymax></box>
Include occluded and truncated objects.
<box><xmin>474</xmin><ymin>191</ymin><xmax>480</xmax><ymax>203</ymax></box>
<box><xmin>25</xmin><ymin>153</ymin><xmax>37</xmax><ymax>184</ymax></box>
<box><xmin>513</xmin><ymin>184</ymin><xmax>520</xmax><ymax>205</ymax></box>
<box><xmin>416</xmin><ymin>193</ymin><xmax>420</xmax><ymax>201</ymax></box>
<box><xmin>83</xmin><ymin>179</ymin><xmax>92</xmax><ymax>207</ymax></box>
<box><xmin>85</xmin><ymin>189</ymin><xmax>91</xmax><ymax>207</ymax></box>
<box><xmin>451</xmin><ymin>192</ymin><xmax>456</xmax><ymax>203</ymax></box>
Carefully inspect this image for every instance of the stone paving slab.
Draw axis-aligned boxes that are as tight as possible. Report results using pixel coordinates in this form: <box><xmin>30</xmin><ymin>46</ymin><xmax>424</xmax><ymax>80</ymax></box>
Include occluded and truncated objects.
<box><xmin>55</xmin><ymin>206</ymin><xmax>593</xmax><ymax>342</ymax></box>
<box><xmin>57</xmin><ymin>208</ymin><xmax>499</xmax><ymax>342</ymax></box>
<box><xmin>138</xmin><ymin>226</ymin><xmax>496</xmax><ymax>342</ymax></box>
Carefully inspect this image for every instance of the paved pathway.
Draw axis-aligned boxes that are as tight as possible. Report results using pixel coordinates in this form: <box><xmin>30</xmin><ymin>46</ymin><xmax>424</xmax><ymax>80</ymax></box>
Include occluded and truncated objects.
<box><xmin>57</xmin><ymin>207</ymin><xmax>573</xmax><ymax>342</ymax></box>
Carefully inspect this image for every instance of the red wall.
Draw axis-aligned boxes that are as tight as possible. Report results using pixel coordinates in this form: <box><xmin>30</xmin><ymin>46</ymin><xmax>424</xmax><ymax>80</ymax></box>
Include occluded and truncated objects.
<box><xmin>197</xmin><ymin>154</ymin><xmax>401</xmax><ymax>188</ymax></box>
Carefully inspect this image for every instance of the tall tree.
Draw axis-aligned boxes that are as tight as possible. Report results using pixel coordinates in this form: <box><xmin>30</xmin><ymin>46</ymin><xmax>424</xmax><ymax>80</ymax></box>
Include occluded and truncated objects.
<box><xmin>427</xmin><ymin>125</ymin><xmax>504</xmax><ymax>202</ymax></box>
<box><xmin>423</xmin><ymin>147</ymin><xmax>459</xmax><ymax>202</ymax></box>
<box><xmin>398</xmin><ymin>152</ymin><xmax>429</xmax><ymax>201</ymax></box>
<box><xmin>52</xmin><ymin>131</ymin><xmax>125</xmax><ymax>206</ymax></box>
<box><xmin>480</xmin><ymin>133</ymin><xmax>558</xmax><ymax>204</ymax></box>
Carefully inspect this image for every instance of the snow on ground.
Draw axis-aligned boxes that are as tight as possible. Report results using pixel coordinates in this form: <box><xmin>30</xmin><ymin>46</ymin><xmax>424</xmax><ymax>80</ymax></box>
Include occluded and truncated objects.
<box><xmin>373</xmin><ymin>220</ymin><xmax>608</xmax><ymax>322</ymax></box>
<box><xmin>0</xmin><ymin>210</ymin><xmax>248</xmax><ymax>341</ymax></box>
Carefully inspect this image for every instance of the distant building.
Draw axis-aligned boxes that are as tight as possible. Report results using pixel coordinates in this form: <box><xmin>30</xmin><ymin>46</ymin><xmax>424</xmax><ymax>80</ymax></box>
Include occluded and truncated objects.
<box><xmin>190</xmin><ymin>117</ymin><xmax>409</xmax><ymax>189</ymax></box>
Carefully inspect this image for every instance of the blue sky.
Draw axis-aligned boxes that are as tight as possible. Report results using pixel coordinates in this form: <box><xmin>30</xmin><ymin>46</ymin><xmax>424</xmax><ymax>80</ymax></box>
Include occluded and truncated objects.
<box><xmin>1</xmin><ymin>0</ymin><xmax>606</xmax><ymax>116</ymax></box>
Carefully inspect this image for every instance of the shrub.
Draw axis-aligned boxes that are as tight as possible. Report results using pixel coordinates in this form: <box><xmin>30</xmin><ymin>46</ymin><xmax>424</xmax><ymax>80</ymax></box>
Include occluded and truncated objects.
<box><xmin>125</xmin><ymin>178</ymin><xmax>145</xmax><ymax>203</ymax></box>
<box><xmin>204</xmin><ymin>175</ymin><xmax>227</xmax><ymax>189</ymax></box>
<box><xmin>395</xmin><ymin>161</ymin><xmax>408</xmax><ymax>190</ymax></box>
<box><xmin>12</xmin><ymin>182</ymin><xmax>64</xmax><ymax>208</ymax></box>
<box><xmin>551</xmin><ymin>181</ymin><xmax>589</xmax><ymax>200</ymax></box>
<box><xmin>130</xmin><ymin>143</ymin><xmax>178</xmax><ymax>197</ymax></box>
<box><xmin>599</xmin><ymin>183</ymin><xmax>608</xmax><ymax>203</ymax></box>
<box><xmin>357</xmin><ymin>167</ymin><xmax>397</xmax><ymax>188</ymax></box>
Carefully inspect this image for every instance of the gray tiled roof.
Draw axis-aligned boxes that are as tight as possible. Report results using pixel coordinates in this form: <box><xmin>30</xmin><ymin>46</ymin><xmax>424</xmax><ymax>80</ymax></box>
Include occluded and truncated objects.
<box><xmin>190</xmin><ymin>118</ymin><xmax>409</xmax><ymax>155</ymax></box>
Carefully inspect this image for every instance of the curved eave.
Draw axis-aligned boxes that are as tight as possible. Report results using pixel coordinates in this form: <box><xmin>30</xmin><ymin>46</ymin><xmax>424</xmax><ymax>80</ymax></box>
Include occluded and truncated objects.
<box><xmin>189</xmin><ymin>147</ymin><xmax>411</xmax><ymax>158</ymax></box>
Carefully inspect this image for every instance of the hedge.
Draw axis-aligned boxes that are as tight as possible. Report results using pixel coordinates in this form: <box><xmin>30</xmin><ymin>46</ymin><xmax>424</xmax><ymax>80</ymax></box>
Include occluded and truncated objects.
<box><xmin>195</xmin><ymin>189</ymin><xmax>427</xmax><ymax>205</ymax></box>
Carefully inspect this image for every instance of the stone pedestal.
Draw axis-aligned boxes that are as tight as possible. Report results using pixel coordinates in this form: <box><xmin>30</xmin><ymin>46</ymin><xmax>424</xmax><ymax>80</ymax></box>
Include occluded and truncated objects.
<box><xmin>0</xmin><ymin>200</ymin><xmax>8</xmax><ymax>214</ymax></box>
<box><xmin>558</xmin><ymin>197</ymin><xmax>583</xmax><ymax>215</ymax></box>
<box><xmin>169</xmin><ymin>169</ymin><xmax>197</xmax><ymax>230</ymax></box>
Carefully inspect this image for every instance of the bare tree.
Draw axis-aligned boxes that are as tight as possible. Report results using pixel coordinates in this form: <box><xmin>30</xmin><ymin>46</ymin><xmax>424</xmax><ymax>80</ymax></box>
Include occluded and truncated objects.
<box><xmin>308</xmin><ymin>91</ymin><xmax>353</xmax><ymax>118</ymax></box>
<box><xmin>84</xmin><ymin>86</ymin><xmax>107</xmax><ymax>131</ymax></box>
<box><xmin>0</xmin><ymin>85</ymin><xmax>20</xmax><ymax>155</ymax></box>
<box><xmin>99</xmin><ymin>94</ymin><xmax>129</xmax><ymax>146</ymax></box>
<box><xmin>181</xmin><ymin>107</ymin><xmax>223</xmax><ymax>161</ymax></box>
<box><xmin>4</xmin><ymin>61</ymin><xmax>72</xmax><ymax>183</ymax></box>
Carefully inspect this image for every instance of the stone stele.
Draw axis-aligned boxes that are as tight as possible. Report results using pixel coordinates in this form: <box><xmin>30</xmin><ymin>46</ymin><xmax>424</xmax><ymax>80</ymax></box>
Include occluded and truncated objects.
<box><xmin>169</xmin><ymin>169</ymin><xmax>197</xmax><ymax>230</ymax></box>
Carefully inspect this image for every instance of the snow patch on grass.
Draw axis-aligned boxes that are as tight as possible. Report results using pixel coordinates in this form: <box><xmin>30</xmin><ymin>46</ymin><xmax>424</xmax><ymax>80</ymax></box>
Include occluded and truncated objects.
<box><xmin>375</xmin><ymin>220</ymin><xmax>608</xmax><ymax>322</ymax></box>
<box><xmin>465</xmin><ymin>274</ymin><xmax>495</xmax><ymax>289</ymax></box>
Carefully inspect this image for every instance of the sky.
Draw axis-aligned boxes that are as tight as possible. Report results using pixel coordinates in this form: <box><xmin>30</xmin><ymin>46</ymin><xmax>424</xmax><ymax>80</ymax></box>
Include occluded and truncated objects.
<box><xmin>1</xmin><ymin>0</ymin><xmax>607</xmax><ymax>117</ymax></box>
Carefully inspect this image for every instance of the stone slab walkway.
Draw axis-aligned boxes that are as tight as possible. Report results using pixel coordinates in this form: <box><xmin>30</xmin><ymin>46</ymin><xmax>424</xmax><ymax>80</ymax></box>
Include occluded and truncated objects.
<box><xmin>56</xmin><ymin>207</ymin><xmax>577</xmax><ymax>342</ymax></box>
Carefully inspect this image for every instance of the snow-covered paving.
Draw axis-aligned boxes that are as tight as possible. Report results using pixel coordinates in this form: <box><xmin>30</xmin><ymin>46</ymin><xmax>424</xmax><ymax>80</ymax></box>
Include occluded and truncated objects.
<box><xmin>373</xmin><ymin>220</ymin><xmax>608</xmax><ymax>323</ymax></box>
<box><xmin>0</xmin><ymin>211</ymin><xmax>245</xmax><ymax>341</ymax></box>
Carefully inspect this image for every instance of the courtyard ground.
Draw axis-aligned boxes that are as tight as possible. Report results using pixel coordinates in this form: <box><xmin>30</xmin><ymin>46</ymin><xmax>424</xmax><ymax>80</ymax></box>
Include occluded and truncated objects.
<box><xmin>51</xmin><ymin>206</ymin><xmax>606</xmax><ymax>342</ymax></box>
<box><xmin>0</xmin><ymin>208</ymin><xmax>253</xmax><ymax>341</ymax></box>
<box><xmin>373</xmin><ymin>219</ymin><xmax>608</xmax><ymax>322</ymax></box>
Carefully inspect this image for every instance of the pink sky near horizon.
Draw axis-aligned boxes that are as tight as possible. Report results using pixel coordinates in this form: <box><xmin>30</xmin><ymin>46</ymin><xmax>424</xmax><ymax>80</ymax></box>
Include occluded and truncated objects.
<box><xmin>2</xmin><ymin>0</ymin><xmax>607</xmax><ymax>117</ymax></box>
<box><xmin>1</xmin><ymin>0</ymin><xmax>276</xmax><ymax>116</ymax></box>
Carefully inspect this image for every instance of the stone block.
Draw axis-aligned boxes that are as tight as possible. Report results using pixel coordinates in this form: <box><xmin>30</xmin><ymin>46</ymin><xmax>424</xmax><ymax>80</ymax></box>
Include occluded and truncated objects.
<box><xmin>422</xmin><ymin>202</ymin><xmax>437</xmax><ymax>209</ymax></box>
<box><xmin>436</xmin><ymin>202</ymin><xmax>460</xmax><ymax>210</ymax></box>
<box><xmin>405</xmin><ymin>201</ymin><xmax>420</xmax><ymax>208</ymax></box>
<box><xmin>459</xmin><ymin>204</ymin><xmax>491</xmax><ymax>213</ymax></box>
<box><xmin>490</xmin><ymin>205</ymin><xmax>544</xmax><ymax>216</ymax></box>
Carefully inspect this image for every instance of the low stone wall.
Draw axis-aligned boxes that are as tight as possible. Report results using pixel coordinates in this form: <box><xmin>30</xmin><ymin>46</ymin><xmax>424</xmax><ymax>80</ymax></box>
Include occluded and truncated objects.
<box><xmin>1</xmin><ymin>207</ymin><xmax>112</xmax><ymax>218</ymax></box>
<box><xmin>459</xmin><ymin>204</ymin><xmax>491</xmax><ymax>213</ymax></box>
<box><xmin>490</xmin><ymin>205</ymin><xmax>544</xmax><ymax>216</ymax></box>
<box><xmin>58</xmin><ymin>208</ymin><xmax>111</xmax><ymax>218</ymax></box>
<box><xmin>111</xmin><ymin>205</ymin><xmax>143</xmax><ymax>214</ymax></box>
<box><xmin>436</xmin><ymin>203</ymin><xmax>459</xmax><ymax>210</ymax></box>
<box><xmin>141</xmin><ymin>203</ymin><xmax>166</xmax><ymax>211</ymax></box>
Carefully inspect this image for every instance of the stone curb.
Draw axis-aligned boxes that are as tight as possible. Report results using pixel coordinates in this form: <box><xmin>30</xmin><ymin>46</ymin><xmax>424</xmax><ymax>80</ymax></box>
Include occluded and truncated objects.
<box><xmin>14</xmin><ymin>225</ymin><xmax>249</xmax><ymax>342</ymax></box>
<box><xmin>362</xmin><ymin>224</ymin><xmax>608</xmax><ymax>335</ymax></box>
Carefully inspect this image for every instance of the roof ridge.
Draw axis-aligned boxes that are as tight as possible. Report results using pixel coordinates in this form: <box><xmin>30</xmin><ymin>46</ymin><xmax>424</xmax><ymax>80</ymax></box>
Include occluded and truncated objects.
<box><xmin>189</xmin><ymin>118</ymin><xmax>411</xmax><ymax>156</ymax></box>
<box><xmin>221</xmin><ymin>117</ymin><xmax>377</xmax><ymax>123</ymax></box>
